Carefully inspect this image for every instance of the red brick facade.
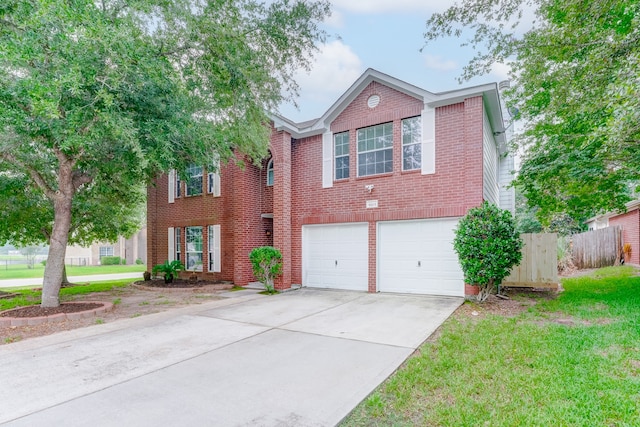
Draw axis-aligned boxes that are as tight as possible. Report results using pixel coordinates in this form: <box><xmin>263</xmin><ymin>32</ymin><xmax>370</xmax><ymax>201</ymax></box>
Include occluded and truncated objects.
<box><xmin>609</xmin><ymin>209</ymin><xmax>640</xmax><ymax>265</ymax></box>
<box><xmin>146</xmin><ymin>70</ymin><xmax>506</xmax><ymax>291</ymax></box>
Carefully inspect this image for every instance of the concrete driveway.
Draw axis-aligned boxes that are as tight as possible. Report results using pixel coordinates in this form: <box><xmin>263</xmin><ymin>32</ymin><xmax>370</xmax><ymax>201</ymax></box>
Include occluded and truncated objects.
<box><xmin>0</xmin><ymin>289</ymin><xmax>461</xmax><ymax>426</ymax></box>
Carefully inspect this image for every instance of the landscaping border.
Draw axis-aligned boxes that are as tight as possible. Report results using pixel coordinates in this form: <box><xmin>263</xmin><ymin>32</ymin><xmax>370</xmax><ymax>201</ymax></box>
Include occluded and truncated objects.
<box><xmin>0</xmin><ymin>301</ymin><xmax>113</xmax><ymax>327</ymax></box>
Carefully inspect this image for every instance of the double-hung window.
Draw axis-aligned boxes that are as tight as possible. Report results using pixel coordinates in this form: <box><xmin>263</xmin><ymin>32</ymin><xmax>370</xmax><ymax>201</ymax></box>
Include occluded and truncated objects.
<box><xmin>185</xmin><ymin>226</ymin><xmax>203</xmax><ymax>271</ymax></box>
<box><xmin>99</xmin><ymin>246</ymin><xmax>114</xmax><ymax>258</ymax></box>
<box><xmin>334</xmin><ymin>132</ymin><xmax>349</xmax><ymax>180</ymax></box>
<box><xmin>185</xmin><ymin>164</ymin><xmax>203</xmax><ymax>196</ymax></box>
<box><xmin>402</xmin><ymin>116</ymin><xmax>422</xmax><ymax>171</ymax></box>
<box><xmin>357</xmin><ymin>123</ymin><xmax>393</xmax><ymax>176</ymax></box>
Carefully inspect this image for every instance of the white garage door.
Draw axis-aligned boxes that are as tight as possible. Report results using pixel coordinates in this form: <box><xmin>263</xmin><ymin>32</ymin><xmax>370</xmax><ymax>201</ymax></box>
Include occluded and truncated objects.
<box><xmin>378</xmin><ymin>218</ymin><xmax>463</xmax><ymax>296</ymax></box>
<box><xmin>302</xmin><ymin>223</ymin><xmax>369</xmax><ymax>291</ymax></box>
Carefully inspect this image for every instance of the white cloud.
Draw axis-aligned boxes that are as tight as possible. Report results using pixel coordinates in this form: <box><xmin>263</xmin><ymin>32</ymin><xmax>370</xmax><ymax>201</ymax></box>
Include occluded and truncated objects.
<box><xmin>489</xmin><ymin>61</ymin><xmax>513</xmax><ymax>82</ymax></box>
<box><xmin>293</xmin><ymin>40</ymin><xmax>363</xmax><ymax>105</ymax></box>
<box><xmin>424</xmin><ymin>54</ymin><xmax>457</xmax><ymax>72</ymax></box>
<box><xmin>324</xmin><ymin>9</ymin><xmax>345</xmax><ymax>28</ymax></box>
<box><xmin>330</xmin><ymin>0</ymin><xmax>455</xmax><ymax>14</ymax></box>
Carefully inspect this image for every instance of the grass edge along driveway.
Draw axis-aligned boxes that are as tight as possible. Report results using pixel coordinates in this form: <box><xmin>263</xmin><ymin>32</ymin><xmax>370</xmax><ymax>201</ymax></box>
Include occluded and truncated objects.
<box><xmin>341</xmin><ymin>266</ymin><xmax>640</xmax><ymax>426</ymax></box>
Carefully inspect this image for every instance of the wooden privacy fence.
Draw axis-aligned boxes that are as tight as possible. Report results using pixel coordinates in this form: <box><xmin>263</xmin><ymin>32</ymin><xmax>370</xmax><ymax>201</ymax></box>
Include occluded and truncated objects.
<box><xmin>571</xmin><ymin>226</ymin><xmax>622</xmax><ymax>269</ymax></box>
<box><xmin>503</xmin><ymin>233</ymin><xmax>558</xmax><ymax>290</ymax></box>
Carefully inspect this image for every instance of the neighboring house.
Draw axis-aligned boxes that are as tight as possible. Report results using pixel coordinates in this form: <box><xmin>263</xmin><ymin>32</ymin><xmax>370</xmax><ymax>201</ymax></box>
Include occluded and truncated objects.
<box><xmin>66</xmin><ymin>227</ymin><xmax>148</xmax><ymax>266</ymax></box>
<box><xmin>146</xmin><ymin>68</ymin><xmax>514</xmax><ymax>297</ymax></box>
<box><xmin>586</xmin><ymin>200</ymin><xmax>640</xmax><ymax>265</ymax></box>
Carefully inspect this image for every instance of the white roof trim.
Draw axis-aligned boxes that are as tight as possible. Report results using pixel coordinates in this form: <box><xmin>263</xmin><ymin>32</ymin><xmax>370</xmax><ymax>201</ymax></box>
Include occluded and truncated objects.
<box><xmin>271</xmin><ymin>68</ymin><xmax>506</xmax><ymax>140</ymax></box>
<box><xmin>586</xmin><ymin>199</ymin><xmax>640</xmax><ymax>224</ymax></box>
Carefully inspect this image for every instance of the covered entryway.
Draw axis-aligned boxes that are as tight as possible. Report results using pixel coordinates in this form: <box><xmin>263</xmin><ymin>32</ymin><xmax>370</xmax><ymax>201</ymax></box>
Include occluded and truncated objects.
<box><xmin>302</xmin><ymin>223</ymin><xmax>369</xmax><ymax>291</ymax></box>
<box><xmin>378</xmin><ymin>218</ymin><xmax>463</xmax><ymax>296</ymax></box>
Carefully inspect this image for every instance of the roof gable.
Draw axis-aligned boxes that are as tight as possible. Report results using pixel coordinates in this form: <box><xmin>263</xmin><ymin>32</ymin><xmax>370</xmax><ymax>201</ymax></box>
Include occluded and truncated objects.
<box><xmin>272</xmin><ymin>68</ymin><xmax>506</xmax><ymax>141</ymax></box>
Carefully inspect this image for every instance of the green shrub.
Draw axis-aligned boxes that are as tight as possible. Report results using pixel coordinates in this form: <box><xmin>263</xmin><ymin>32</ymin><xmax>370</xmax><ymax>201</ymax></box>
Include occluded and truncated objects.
<box><xmin>41</xmin><ymin>260</ymin><xmax>46</xmax><ymax>267</ymax></box>
<box><xmin>453</xmin><ymin>201</ymin><xmax>523</xmax><ymax>302</ymax></box>
<box><xmin>152</xmin><ymin>260</ymin><xmax>185</xmax><ymax>283</ymax></box>
<box><xmin>135</xmin><ymin>258</ymin><xmax>144</xmax><ymax>265</ymax></box>
<box><xmin>101</xmin><ymin>256</ymin><xmax>122</xmax><ymax>265</ymax></box>
<box><xmin>249</xmin><ymin>246</ymin><xmax>282</xmax><ymax>294</ymax></box>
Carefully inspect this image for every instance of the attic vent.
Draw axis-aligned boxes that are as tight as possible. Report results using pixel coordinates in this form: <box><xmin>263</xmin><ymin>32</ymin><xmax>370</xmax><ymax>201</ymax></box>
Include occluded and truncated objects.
<box><xmin>367</xmin><ymin>95</ymin><xmax>380</xmax><ymax>109</ymax></box>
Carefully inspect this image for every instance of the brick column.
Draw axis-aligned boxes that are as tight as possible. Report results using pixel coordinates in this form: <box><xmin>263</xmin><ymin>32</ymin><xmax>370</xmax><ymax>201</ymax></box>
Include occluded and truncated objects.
<box><xmin>463</xmin><ymin>96</ymin><xmax>485</xmax><ymax>210</ymax></box>
<box><xmin>146</xmin><ymin>180</ymin><xmax>158</xmax><ymax>273</ymax></box>
<box><xmin>368</xmin><ymin>221</ymin><xmax>377</xmax><ymax>292</ymax></box>
<box><xmin>272</xmin><ymin>132</ymin><xmax>292</xmax><ymax>289</ymax></box>
<box><xmin>231</xmin><ymin>160</ymin><xmax>263</xmax><ymax>286</ymax></box>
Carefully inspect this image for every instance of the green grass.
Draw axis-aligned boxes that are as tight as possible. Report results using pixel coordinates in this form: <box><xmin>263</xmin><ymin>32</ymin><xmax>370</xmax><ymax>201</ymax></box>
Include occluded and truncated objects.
<box><xmin>342</xmin><ymin>266</ymin><xmax>640</xmax><ymax>426</ymax></box>
<box><xmin>0</xmin><ymin>264</ymin><xmax>145</xmax><ymax>280</ymax></box>
<box><xmin>0</xmin><ymin>279</ymin><xmax>133</xmax><ymax>311</ymax></box>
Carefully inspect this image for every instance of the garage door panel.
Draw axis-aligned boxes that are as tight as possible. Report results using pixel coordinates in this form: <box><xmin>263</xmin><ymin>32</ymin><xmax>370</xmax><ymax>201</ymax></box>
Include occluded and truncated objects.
<box><xmin>303</xmin><ymin>223</ymin><xmax>368</xmax><ymax>291</ymax></box>
<box><xmin>378</xmin><ymin>218</ymin><xmax>463</xmax><ymax>296</ymax></box>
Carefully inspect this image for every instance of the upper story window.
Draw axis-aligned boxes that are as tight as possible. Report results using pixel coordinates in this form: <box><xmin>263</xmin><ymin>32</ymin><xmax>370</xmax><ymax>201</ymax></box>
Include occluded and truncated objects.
<box><xmin>266</xmin><ymin>158</ymin><xmax>274</xmax><ymax>186</ymax></box>
<box><xmin>175</xmin><ymin>174</ymin><xmax>181</xmax><ymax>198</ymax></box>
<box><xmin>185</xmin><ymin>164</ymin><xmax>203</xmax><ymax>196</ymax></box>
<box><xmin>402</xmin><ymin>116</ymin><xmax>422</xmax><ymax>171</ymax></box>
<box><xmin>334</xmin><ymin>131</ymin><xmax>349</xmax><ymax>180</ymax></box>
<box><xmin>357</xmin><ymin>122</ymin><xmax>393</xmax><ymax>177</ymax></box>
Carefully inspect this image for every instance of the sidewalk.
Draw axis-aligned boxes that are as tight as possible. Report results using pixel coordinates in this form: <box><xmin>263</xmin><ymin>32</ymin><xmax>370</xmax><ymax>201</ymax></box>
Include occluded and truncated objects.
<box><xmin>0</xmin><ymin>272</ymin><xmax>143</xmax><ymax>289</ymax></box>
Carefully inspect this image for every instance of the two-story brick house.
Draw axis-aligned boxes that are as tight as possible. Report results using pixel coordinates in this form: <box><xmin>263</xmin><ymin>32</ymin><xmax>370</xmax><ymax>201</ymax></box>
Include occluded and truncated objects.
<box><xmin>147</xmin><ymin>68</ymin><xmax>514</xmax><ymax>297</ymax></box>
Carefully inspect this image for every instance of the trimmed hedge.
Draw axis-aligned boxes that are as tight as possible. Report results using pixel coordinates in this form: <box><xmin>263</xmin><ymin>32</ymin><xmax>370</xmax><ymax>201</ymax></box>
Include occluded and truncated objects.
<box><xmin>101</xmin><ymin>256</ymin><xmax>123</xmax><ymax>265</ymax></box>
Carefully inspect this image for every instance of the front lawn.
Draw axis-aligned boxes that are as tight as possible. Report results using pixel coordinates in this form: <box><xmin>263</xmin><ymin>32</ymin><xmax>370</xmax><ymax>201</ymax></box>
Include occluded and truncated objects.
<box><xmin>342</xmin><ymin>266</ymin><xmax>640</xmax><ymax>426</ymax></box>
<box><xmin>0</xmin><ymin>264</ymin><xmax>145</xmax><ymax>280</ymax></box>
<box><xmin>0</xmin><ymin>279</ymin><xmax>134</xmax><ymax>311</ymax></box>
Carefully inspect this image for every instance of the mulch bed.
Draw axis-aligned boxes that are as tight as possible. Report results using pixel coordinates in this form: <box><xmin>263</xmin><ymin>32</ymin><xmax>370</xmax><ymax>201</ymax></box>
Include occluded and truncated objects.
<box><xmin>0</xmin><ymin>302</ymin><xmax>104</xmax><ymax>318</ymax></box>
<box><xmin>134</xmin><ymin>279</ymin><xmax>234</xmax><ymax>290</ymax></box>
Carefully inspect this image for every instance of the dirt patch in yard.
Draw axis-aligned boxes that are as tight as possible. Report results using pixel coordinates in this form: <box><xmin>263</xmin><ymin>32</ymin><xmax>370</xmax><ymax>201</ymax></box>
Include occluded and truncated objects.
<box><xmin>455</xmin><ymin>289</ymin><xmax>557</xmax><ymax>320</ymax></box>
<box><xmin>0</xmin><ymin>282</ymin><xmax>237</xmax><ymax>344</ymax></box>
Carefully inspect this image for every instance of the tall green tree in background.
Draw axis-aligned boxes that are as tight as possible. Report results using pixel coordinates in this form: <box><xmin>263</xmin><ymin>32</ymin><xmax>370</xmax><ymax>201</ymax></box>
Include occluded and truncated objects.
<box><xmin>425</xmin><ymin>0</ymin><xmax>640</xmax><ymax>226</ymax></box>
<box><xmin>0</xmin><ymin>0</ymin><xmax>330</xmax><ymax>307</ymax></box>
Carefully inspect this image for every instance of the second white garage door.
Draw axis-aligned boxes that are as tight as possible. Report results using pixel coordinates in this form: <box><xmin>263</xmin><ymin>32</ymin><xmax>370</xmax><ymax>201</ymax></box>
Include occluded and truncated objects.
<box><xmin>302</xmin><ymin>223</ymin><xmax>369</xmax><ymax>291</ymax></box>
<box><xmin>378</xmin><ymin>218</ymin><xmax>463</xmax><ymax>296</ymax></box>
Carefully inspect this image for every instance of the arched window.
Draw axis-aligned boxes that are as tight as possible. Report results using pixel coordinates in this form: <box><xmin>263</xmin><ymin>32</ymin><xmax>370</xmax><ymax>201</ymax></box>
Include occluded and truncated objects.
<box><xmin>266</xmin><ymin>158</ymin><xmax>274</xmax><ymax>186</ymax></box>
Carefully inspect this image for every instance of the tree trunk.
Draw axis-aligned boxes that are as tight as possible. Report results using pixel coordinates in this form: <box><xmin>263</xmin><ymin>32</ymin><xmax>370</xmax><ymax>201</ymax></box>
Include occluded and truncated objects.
<box><xmin>61</xmin><ymin>265</ymin><xmax>71</xmax><ymax>287</ymax></box>
<box><xmin>41</xmin><ymin>195</ymin><xmax>73</xmax><ymax>307</ymax></box>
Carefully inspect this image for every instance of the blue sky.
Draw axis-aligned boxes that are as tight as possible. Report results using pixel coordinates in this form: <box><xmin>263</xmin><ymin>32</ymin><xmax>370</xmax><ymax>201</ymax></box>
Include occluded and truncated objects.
<box><xmin>278</xmin><ymin>0</ymin><xmax>512</xmax><ymax>122</ymax></box>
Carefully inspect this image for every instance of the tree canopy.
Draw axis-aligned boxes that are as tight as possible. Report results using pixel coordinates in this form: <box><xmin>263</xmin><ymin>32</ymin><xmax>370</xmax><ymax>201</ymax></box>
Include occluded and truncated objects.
<box><xmin>0</xmin><ymin>0</ymin><xmax>330</xmax><ymax>306</ymax></box>
<box><xmin>425</xmin><ymin>0</ymin><xmax>640</xmax><ymax>226</ymax></box>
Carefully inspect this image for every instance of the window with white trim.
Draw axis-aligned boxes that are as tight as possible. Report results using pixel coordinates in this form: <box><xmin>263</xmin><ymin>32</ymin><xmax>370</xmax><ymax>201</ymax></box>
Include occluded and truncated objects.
<box><xmin>334</xmin><ymin>131</ymin><xmax>349</xmax><ymax>180</ymax></box>
<box><xmin>175</xmin><ymin>228</ymin><xmax>181</xmax><ymax>262</ymax></box>
<box><xmin>185</xmin><ymin>164</ymin><xmax>203</xmax><ymax>196</ymax></box>
<box><xmin>357</xmin><ymin>122</ymin><xmax>393</xmax><ymax>176</ymax></box>
<box><xmin>175</xmin><ymin>174</ymin><xmax>181</xmax><ymax>198</ymax></box>
<box><xmin>207</xmin><ymin>225</ymin><xmax>221</xmax><ymax>273</ymax></box>
<box><xmin>266</xmin><ymin>158</ymin><xmax>274</xmax><ymax>186</ymax></box>
<box><xmin>185</xmin><ymin>226</ymin><xmax>203</xmax><ymax>271</ymax></box>
<box><xmin>402</xmin><ymin>116</ymin><xmax>422</xmax><ymax>171</ymax></box>
<box><xmin>99</xmin><ymin>246</ymin><xmax>114</xmax><ymax>258</ymax></box>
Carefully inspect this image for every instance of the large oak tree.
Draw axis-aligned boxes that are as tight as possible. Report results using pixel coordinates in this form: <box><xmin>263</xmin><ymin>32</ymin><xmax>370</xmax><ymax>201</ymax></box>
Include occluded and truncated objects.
<box><xmin>425</xmin><ymin>0</ymin><xmax>640</xmax><ymax>226</ymax></box>
<box><xmin>0</xmin><ymin>0</ymin><xmax>329</xmax><ymax>306</ymax></box>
